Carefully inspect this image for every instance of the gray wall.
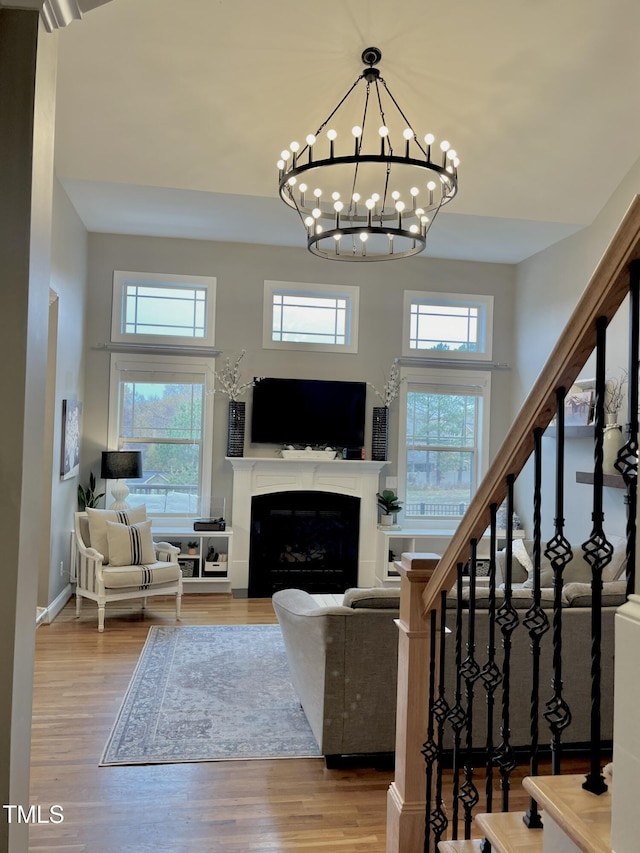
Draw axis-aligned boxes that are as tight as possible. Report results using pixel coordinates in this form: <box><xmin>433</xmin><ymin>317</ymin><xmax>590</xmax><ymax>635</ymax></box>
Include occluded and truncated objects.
<box><xmin>513</xmin><ymin>165</ymin><xmax>640</xmax><ymax>544</ymax></box>
<box><xmin>47</xmin><ymin>178</ymin><xmax>88</xmax><ymax>606</ymax></box>
<box><xmin>81</xmin><ymin>234</ymin><xmax>516</xmax><ymax>521</ymax></box>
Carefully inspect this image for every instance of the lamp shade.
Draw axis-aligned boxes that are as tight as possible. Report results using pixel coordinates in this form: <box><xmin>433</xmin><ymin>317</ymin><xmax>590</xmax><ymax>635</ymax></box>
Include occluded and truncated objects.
<box><xmin>101</xmin><ymin>451</ymin><xmax>142</xmax><ymax>480</ymax></box>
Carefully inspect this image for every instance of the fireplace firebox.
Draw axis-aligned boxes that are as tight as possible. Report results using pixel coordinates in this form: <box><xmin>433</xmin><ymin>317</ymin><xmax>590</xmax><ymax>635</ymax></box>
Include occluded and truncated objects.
<box><xmin>249</xmin><ymin>491</ymin><xmax>360</xmax><ymax>597</ymax></box>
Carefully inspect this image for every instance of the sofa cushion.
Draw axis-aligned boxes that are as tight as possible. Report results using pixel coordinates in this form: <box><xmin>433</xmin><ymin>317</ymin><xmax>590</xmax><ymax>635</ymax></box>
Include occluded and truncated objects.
<box><xmin>563</xmin><ymin>580</ymin><xmax>628</xmax><ymax>608</ymax></box>
<box><xmin>86</xmin><ymin>506</ymin><xmax>147</xmax><ymax>563</ymax></box>
<box><xmin>106</xmin><ymin>519</ymin><xmax>156</xmax><ymax>567</ymax></box>
<box><xmin>342</xmin><ymin>587</ymin><xmax>400</xmax><ymax>609</ymax></box>
<box><xmin>506</xmin><ymin>537</ymin><xmax>626</xmax><ymax>590</ymax></box>
<box><xmin>102</xmin><ymin>561</ymin><xmax>182</xmax><ymax>589</ymax></box>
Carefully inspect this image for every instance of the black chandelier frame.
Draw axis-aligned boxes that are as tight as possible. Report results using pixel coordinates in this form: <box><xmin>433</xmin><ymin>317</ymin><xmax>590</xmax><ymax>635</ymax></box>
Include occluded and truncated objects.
<box><xmin>277</xmin><ymin>47</ymin><xmax>459</xmax><ymax>261</ymax></box>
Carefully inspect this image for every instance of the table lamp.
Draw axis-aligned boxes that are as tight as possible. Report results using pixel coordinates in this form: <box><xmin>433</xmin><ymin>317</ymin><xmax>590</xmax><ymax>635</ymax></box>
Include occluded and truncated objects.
<box><xmin>101</xmin><ymin>451</ymin><xmax>142</xmax><ymax>510</ymax></box>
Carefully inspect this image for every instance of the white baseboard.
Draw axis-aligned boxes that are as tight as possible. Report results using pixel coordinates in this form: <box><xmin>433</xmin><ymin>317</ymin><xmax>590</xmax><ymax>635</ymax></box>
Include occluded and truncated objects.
<box><xmin>38</xmin><ymin>584</ymin><xmax>73</xmax><ymax>626</ymax></box>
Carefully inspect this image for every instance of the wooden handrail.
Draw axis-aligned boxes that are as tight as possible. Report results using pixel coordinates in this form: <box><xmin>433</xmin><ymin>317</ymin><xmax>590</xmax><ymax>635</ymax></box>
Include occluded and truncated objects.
<box><xmin>423</xmin><ymin>194</ymin><xmax>640</xmax><ymax>614</ymax></box>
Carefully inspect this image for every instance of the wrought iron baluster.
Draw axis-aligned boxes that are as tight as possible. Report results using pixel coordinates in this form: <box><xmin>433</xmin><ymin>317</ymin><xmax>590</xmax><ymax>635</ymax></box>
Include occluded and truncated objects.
<box><xmin>581</xmin><ymin>315</ymin><xmax>612</xmax><ymax>796</ymax></box>
<box><xmin>544</xmin><ymin>387</ymin><xmax>573</xmax><ymax>775</ymax></box>
<box><xmin>493</xmin><ymin>474</ymin><xmax>519</xmax><ymax>811</ymax></box>
<box><xmin>523</xmin><ymin>428</ymin><xmax>549</xmax><ymax>829</ymax></box>
<box><xmin>479</xmin><ymin>504</ymin><xmax>502</xmax><ymax>817</ymax></box>
<box><xmin>614</xmin><ymin>260</ymin><xmax>639</xmax><ymax>598</ymax></box>
<box><xmin>447</xmin><ymin>562</ymin><xmax>467</xmax><ymax>839</ymax></box>
<box><xmin>422</xmin><ymin>609</ymin><xmax>438</xmax><ymax>853</ymax></box>
<box><xmin>460</xmin><ymin>541</ymin><xmax>480</xmax><ymax>838</ymax></box>
<box><xmin>431</xmin><ymin>596</ymin><xmax>450</xmax><ymax>848</ymax></box>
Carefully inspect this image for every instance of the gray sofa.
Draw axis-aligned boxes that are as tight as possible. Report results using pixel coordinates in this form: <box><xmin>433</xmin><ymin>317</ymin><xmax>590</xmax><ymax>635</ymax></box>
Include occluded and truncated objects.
<box><xmin>273</xmin><ymin>542</ymin><xmax>626</xmax><ymax>763</ymax></box>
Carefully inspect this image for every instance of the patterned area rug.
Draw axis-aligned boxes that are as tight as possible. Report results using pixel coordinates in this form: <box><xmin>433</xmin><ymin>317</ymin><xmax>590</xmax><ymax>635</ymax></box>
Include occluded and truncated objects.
<box><xmin>100</xmin><ymin>624</ymin><xmax>322</xmax><ymax>765</ymax></box>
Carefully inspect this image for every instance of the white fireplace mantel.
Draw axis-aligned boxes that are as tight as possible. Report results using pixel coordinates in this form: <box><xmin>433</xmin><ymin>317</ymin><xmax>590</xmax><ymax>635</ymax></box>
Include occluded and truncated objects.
<box><xmin>226</xmin><ymin>457</ymin><xmax>388</xmax><ymax>591</ymax></box>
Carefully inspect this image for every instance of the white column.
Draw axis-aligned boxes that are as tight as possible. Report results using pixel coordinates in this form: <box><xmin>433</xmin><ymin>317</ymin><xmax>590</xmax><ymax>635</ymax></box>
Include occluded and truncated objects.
<box><xmin>611</xmin><ymin>594</ymin><xmax>640</xmax><ymax>853</ymax></box>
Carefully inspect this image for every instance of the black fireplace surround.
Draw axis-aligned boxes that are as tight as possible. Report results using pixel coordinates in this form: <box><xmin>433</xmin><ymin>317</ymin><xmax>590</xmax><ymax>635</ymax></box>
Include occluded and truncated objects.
<box><xmin>248</xmin><ymin>491</ymin><xmax>360</xmax><ymax>597</ymax></box>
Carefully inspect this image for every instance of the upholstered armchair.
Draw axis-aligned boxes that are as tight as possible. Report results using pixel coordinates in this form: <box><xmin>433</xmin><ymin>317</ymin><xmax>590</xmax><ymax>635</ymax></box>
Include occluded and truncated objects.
<box><xmin>74</xmin><ymin>509</ymin><xmax>183</xmax><ymax>632</ymax></box>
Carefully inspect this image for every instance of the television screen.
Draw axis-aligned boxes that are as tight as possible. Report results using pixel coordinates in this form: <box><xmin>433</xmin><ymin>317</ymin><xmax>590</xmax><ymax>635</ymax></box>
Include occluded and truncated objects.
<box><xmin>251</xmin><ymin>377</ymin><xmax>366</xmax><ymax>448</ymax></box>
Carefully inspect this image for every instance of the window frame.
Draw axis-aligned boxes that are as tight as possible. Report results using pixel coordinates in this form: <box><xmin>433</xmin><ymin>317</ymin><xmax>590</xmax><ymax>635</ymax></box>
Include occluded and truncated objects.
<box><xmin>107</xmin><ymin>353</ymin><xmax>215</xmax><ymax>520</ymax></box>
<box><xmin>111</xmin><ymin>270</ymin><xmax>217</xmax><ymax>348</ymax></box>
<box><xmin>397</xmin><ymin>366</ymin><xmax>491</xmax><ymax>529</ymax></box>
<box><xmin>262</xmin><ymin>280</ymin><xmax>359</xmax><ymax>354</ymax></box>
<box><xmin>402</xmin><ymin>290</ymin><xmax>494</xmax><ymax>361</ymax></box>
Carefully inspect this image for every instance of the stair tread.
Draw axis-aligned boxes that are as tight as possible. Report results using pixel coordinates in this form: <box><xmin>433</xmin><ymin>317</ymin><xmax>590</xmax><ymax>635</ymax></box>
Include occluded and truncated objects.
<box><xmin>523</xmin><ymin>774</ymin><xmax>611</xmax><ymax>853</ymax></box>
<box><xmin>475</xmin><ymin>811</ymin><xmax>543</xmax><ymax>853</ymax></box>
<box><xmin>438</xmin><ymin>841</ymin><xmax>484</xmax><ymax>852</ymax></box>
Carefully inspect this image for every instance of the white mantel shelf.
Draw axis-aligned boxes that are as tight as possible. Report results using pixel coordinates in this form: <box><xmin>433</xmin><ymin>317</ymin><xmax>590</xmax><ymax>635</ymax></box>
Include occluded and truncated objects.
<box><xmin>226</xmin><ymin>457</ymin><xmax>388</xmax><ymax>471</ymax></box>
<box><xmin>225</xmin><ymin>456</ymin><xmax>388</xmax><ymax>591</ymax></box>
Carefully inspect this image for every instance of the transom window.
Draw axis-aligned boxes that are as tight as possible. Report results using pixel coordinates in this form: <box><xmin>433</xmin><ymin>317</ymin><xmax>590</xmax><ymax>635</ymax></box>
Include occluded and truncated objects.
<box><xmin>398</xmin><ymin>368</ymin><xmax>491</xmax><ymax>524</ymax></box>
<box><xmin>263</xmin><ymin>281</ymin><xmax>359</xmax><ymax>353</ymax></box>
<box><xmin>108</xmin><ymin>354</ymin><xmax>214</xmax><ymax>517</ymax></box>
<box><xmin>402</xmin><ymin>291</ymin><xmax>493</xmax><ymax>360</ymax></box>
<box><xmin>112</xmin><ymin>271</ymin><xmax>216</xmax><ymax>347</ymax></box>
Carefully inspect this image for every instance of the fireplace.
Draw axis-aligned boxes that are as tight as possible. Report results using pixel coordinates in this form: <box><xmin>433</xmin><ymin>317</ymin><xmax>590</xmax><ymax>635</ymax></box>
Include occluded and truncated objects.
<box><xmin>226</xmin><ymin>457</ymin><xmax>387</xmax><ymax>592</ymax></box>
<box><xmin>249</xmin><ymin>491</ymin><xmax>360</xmax><ymax>597</ymax></box>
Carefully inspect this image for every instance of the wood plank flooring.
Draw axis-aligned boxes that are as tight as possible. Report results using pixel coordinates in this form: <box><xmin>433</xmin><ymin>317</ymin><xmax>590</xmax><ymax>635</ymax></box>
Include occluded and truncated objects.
<box><xmin>28</xmin><ymin>594</ymin><xmax>603</xmax><ymax>853</ymax></box>
<box><xmin>29</xmin><ymin>595</ymin><xmax>392</xmax><ymax>853</ymax></box>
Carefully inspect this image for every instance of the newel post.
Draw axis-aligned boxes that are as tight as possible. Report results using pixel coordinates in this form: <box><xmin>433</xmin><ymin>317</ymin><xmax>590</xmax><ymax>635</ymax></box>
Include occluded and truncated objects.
<box><xmin>387</xmin><ymin>554</ymin><xmax>439</xmax><ymax>853</ymax></box>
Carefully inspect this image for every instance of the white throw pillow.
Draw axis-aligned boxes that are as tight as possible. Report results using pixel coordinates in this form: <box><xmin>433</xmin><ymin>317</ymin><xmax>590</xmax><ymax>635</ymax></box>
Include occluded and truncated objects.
<box><xmin>106</xmin><ymin>519</ymin><xmax>156</xmax><ymax>567</ymax></box>
<box><xmin>86</xmin><ymin>506</ymin><xmax>147</xmax><ymax>564</ymax></box>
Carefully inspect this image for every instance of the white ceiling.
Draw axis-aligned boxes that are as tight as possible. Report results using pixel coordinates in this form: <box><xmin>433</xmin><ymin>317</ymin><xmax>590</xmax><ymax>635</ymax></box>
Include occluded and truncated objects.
<box><xmin>55</xmin><ymin>0</ymin><xmax>640</xmax><ymax>264</ymax></box>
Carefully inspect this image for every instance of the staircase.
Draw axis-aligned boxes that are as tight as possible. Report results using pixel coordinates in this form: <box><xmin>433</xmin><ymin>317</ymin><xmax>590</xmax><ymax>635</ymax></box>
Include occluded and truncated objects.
<box><xmin>386</xmin><ymin>197</ymin><xmax>640</xmax><ymax>853</ymax></box>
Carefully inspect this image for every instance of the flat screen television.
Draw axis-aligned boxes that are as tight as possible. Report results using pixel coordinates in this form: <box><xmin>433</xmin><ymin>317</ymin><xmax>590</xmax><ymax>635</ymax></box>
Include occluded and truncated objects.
<box><xmin>251</xmin><ymin>377</ymin><xmax>366</xmax><ymax>448</ymax></box>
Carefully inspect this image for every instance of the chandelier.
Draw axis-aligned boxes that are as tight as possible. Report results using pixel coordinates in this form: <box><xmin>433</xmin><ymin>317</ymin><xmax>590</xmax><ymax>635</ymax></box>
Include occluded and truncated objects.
<box><xmin>277</xmin><ymin>47</ymin><xmax>459</xmax><ymax>262</ymax></box>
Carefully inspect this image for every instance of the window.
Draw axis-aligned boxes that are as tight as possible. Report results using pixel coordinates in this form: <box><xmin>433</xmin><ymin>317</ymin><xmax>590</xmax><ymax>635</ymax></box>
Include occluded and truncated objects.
<box><xmin>108</xmin><ymin>354</ymin><xmax>214</xmax><ymax>517</ymax></box>
<box><xmin>112</xmin><ymin>271</ymin><xmax>217</xmax><ymax>347</ymax></box>
<box><xmin>398</xmin><ymin>367</ymin><xmax>491</xmax><ymax>524</ymax></box>
<box><xmin>263</xmin><ymin>280</ymin><xmax>359</xmax><ymax>353</ymax></box>
<box><xmin>402</xmin><ymin>291</ymin><xmax>493</xmax><ymax>360</ymax></box>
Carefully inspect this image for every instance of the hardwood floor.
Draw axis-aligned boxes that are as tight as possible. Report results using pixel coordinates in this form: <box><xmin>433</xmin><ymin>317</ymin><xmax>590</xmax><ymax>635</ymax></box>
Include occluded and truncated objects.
<box><xmin>29</xmin><ymin>595</ymin><xmax>392</xmax><ymax>853</ymax></box>
<box><xmin>28</xmin><ymin>594</ymin><xmax>603</xmax><ymax>852</ymax></box>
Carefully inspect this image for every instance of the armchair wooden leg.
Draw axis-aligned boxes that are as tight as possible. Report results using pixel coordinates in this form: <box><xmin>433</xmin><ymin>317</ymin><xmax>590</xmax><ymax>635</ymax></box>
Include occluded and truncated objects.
<box><xmin>141</xmin><ymin>597</ymin><xmax>147</xmax><ymax>610</ymax></box>
<box><xmin>176</xmin><ymin>593</ymin><xmax>182</xmax><ymax>621</ymax></box>
<box><xmin>98</xmin><ymin>604</ymin><xmax>105</xmax><ymax>632</ymax></box>
<box><xmin>75</xmin><ymin>593</ymin><xmax>82</xmax><ymax>617</ymax></box>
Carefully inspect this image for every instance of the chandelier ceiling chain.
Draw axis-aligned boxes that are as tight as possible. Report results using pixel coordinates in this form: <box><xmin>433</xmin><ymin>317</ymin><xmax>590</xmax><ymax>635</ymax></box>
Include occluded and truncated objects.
<box><xmin>277</xmin><ymin>47</ymin><xmax>459</xmax><ymax>262</ymax></box>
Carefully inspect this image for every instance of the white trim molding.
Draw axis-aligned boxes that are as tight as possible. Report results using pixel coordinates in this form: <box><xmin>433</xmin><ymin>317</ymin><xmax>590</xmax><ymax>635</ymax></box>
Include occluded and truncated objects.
<box><xmin>0</xmin><ymin>0</ymin><xmax>114</xmax><ymax>32</ymax></box>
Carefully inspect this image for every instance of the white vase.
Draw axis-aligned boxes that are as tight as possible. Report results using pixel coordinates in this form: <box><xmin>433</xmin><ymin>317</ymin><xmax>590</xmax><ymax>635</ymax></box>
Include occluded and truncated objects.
<box><xmin>603</xmin><ymin>414</ymin><xmax>624</xmax><ymax>475</ymax></box>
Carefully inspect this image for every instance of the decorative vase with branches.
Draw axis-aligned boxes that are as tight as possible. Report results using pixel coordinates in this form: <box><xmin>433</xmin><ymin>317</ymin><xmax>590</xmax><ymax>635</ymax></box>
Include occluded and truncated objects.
<box><xmin>213</xmin><ymin>351</ymin><xmax>261</xmax><ymax>457</ymax></box>
<box><xmin>368</xmin><ymin>359</ymin><xmax>404</xmax><ymax>461</ymax></box>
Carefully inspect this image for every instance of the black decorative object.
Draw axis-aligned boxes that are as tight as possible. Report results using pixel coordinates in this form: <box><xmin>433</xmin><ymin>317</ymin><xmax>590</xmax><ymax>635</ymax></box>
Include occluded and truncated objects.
<box><xmin>371</xmin><ymin>406</ymin><xmax>389</xmax><ymax>461</ymax></box>
<box><xmin>227</xmin><ymin>401</ymin><xmax>246</xmax><ymax>457</ymax></box>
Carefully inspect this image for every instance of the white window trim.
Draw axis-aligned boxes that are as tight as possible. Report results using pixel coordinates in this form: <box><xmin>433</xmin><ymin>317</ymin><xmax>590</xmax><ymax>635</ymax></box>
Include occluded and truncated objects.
<box><xmin>111</xmin><ymin>270</ymin><xmax>217</xmax><ymax>348</ymax></box>
<box><xmin>397</xmin><ymin>365</ymin><xmax>491</xmax><ymax>530</ymax></box>
<box><xmin>107</xmin><ymin>353</ymin><xmax>215</xmax><ymax>520</ymax></box>
<box><xmin>402</xmin><ymin>290</ymin><xmax>494</xmax><ymax>361</ymax></box>
<box><xmin>262</xmin><ymin>280</ymin><xmax>359</xmax><ymax>354</ymax></box>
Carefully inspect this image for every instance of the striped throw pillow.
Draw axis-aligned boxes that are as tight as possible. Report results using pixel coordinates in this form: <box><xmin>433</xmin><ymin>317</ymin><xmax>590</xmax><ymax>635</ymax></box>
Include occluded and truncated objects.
<box><xmin>106</xmin><ymin>520</ymin><xmax>156</xmax><ymax>567</ymax></box>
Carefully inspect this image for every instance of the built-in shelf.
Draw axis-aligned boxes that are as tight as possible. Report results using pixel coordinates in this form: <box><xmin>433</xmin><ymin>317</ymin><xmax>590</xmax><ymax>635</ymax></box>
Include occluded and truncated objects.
<box><xmin>544</xmin><ymin>425</ymin><xmax>594</xmax><ymax>438</ymax></box>
<box><xmin>576</xmin><ymin>471</ymin><xmax>626</xmax><ymax>489</ymax></box>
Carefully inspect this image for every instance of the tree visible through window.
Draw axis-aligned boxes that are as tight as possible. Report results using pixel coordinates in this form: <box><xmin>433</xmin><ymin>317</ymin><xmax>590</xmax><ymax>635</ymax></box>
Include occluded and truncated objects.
<box><xmin>108</xmin><ymin>353</ymin><xmax>214</xmax><ymax>516</ymax></box>
<box><xmin>119</xmin><ymin>379</ymin><xmax>204</xmax><ymax>514</ymax></box>
<box><xmin>402</xmin><ymin>291</ymin><xmax>493</xmax><ymax>361</ymax></box>
<box><xmin>403</xmin><ymin>380</ymin><xmax>487</xmax><ymax>520</ymax></box>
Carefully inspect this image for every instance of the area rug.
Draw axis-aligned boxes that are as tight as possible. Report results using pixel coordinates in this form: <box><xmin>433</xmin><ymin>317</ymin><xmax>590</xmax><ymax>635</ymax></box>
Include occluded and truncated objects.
<box><xmin>100</xmin><ymin>624</ymin><xmax>322</xmax><ymax>765</ymax></box>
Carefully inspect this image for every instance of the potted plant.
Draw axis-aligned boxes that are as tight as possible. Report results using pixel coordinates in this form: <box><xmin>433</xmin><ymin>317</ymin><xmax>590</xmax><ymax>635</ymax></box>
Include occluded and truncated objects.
<box><xmin>78</xmin><ymin>472</ymin><xmax>105</xmax><ymax>510</ymax></box>
<box><xmin>187</xmin><ymin>540</ymin><xmax>198</xmax><ymax>555</ymax></box>
<box><xmin>377</xmin><ymin>489</ymin><xmax>403</xmax><ymax>527</ymax></box>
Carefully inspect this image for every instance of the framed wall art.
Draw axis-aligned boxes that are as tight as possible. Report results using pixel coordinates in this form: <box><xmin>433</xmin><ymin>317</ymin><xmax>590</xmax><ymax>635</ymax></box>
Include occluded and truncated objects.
<box><xmin>61</xmin><ymin>398</ymin><xmax>82</xmax><ymax>480</ymax></box>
